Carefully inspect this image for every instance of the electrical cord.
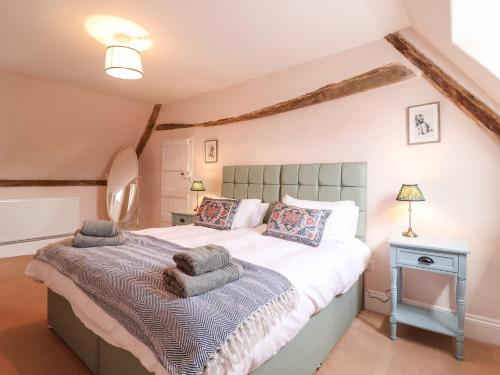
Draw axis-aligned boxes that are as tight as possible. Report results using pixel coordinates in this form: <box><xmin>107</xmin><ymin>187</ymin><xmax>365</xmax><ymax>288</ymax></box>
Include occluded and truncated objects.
<box><xmin>366</xmin><ymin>288</ymin><xmax>391</xmax><ymax>303</ymax></box>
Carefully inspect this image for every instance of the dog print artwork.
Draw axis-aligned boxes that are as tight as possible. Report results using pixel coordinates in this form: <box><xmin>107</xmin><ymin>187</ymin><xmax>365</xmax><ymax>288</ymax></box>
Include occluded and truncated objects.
<box><xmin>407</xmin><ymin>102</ymin><xmax>440</xmax><ymax>144</ymax></box>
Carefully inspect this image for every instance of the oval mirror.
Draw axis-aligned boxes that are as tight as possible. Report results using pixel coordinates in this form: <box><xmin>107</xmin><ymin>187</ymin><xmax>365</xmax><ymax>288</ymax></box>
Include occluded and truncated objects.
<box><xmin>106</xmin><ymin>147</ymin><xmax>139</xmax><ymax>223</ymax></box>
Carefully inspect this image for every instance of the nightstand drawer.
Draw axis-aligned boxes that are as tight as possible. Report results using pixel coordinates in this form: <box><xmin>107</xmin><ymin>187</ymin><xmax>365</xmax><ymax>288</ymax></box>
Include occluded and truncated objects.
<box><xmin>396</xmin><ymin>248</ymin><xmax>458</xmax><ymax>274</ymax></box>
<box><xmin>172</xmin><ymin>214</ymin><xmax>194</xmax><ymax>226</ymax></box>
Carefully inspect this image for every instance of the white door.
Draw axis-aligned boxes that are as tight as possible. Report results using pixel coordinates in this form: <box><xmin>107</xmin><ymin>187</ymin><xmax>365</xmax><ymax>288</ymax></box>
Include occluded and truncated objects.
<box><xmin>161</xmin><ymin>138</ymin><xmax>193</xmax><ymax>225</ymax></box>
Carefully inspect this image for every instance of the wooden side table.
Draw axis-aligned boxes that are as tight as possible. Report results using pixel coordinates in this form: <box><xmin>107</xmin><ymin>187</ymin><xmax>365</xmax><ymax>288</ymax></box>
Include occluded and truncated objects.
<box><xmin>388</xmin><ymin>235</ymin><xmax>469</xmax><ymax>360</ymax></box>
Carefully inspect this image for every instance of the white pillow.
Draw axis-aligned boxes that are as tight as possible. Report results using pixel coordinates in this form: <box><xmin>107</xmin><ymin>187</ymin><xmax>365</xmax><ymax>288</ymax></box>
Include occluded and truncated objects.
<box><xmin>323</xmin><ymin>205</ymin><xmax>359</xmax><ymax>242</ymax></box>
<box><xmin>232</xmin><ymin>199</ymin><xmax>268</xmax><ymax>229</ymax></box>
<box><xmin>282</xmin><ymin>195</ymin><xmax>358</xmax><ymax>243</ymax></box>
<box><xmin>257</xmin><ymin>202</ymin><xmax>269</xmax><ymax>224</ymax></box>
<box><xmin>282</xmin><ymin>195</ymin><xmax>355</xmax><ymax>210</ymax></box>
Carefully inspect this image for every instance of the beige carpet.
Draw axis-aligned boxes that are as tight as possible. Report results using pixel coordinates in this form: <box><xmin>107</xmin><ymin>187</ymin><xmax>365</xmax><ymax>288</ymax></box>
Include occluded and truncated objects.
<box><xmin>1</xmin><ymin>255</ymin><xmax>499</xmax><ymax>375</ymax></box>
<box><xmin>318</xmin><ymin>310</ymin><xmax>500</xmax><ymax>375</ymax></box>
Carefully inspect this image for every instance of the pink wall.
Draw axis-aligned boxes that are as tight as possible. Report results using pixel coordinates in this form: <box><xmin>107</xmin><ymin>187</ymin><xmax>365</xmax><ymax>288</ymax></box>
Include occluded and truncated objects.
<box><xmin>0</xmin><ymin>68</ymin><xmax>151</xmax><ymax>223</ymax></box>
<box><xmin>140</xmin><ymin>29</ymin><xmax>500</xmax><ymax>328</ymax></box>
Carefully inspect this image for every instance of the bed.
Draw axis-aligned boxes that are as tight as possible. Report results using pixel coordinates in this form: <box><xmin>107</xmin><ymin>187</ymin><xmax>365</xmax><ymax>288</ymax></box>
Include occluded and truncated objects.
<box><xmin>26</xmin><ymin>162</ymin><xmax>368</xmax><ymax>375</ymax></box>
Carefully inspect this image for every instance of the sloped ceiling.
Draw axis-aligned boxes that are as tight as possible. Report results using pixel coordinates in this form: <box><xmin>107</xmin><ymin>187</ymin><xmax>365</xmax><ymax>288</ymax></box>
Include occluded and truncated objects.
<box><xmin>403</xmin><ymin>0</ymin><xmax>500</xmax><ymax>108</ymax></box>
<box><xmin>0</xmin><ymin>0</ymin><xmax>409</xmax><ymax>104</ymax></box>
<box><xmin>0</xmin><ymin>1</ymin><xmax>498</xmax><ymax>183</ymax></box>
<box><xmin>0</xmin><ymin>69</ymin><xmax>150</xmax><ymax>180</ymax></box>
<box><xmin>0</xmin><ymin>1</ymin><xmax>498</xmax><ymax>108</ymax></box>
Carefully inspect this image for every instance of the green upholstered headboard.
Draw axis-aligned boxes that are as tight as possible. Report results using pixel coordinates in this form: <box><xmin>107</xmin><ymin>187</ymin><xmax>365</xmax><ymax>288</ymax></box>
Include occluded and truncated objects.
<box><xmin>221</xmin><ymin>162</ymin><xmax>367</xmax><ymax>242</ymax></box>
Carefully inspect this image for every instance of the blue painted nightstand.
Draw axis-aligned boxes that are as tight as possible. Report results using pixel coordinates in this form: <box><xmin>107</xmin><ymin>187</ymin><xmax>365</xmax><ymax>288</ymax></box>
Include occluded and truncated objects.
<box><xmin>388</xmin><ymin>235</ymin><xmax>469</xmax><ymax>360</ymax></box>
<box><xmin>171</xmin><ymin>211</ymin><xmax>196</xmax><ymax>226</ymax></box>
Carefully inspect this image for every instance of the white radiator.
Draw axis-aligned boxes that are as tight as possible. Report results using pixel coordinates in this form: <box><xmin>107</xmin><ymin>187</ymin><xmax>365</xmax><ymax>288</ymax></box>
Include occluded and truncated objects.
<box><xmin>0</xmin><ymin>197</ymin><xmax>80</xmax><ymax>245</ymax></box>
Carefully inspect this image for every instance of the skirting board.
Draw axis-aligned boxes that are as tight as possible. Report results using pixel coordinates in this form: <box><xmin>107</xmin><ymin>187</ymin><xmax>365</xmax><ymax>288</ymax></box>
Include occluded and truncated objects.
<box><xmin>364</xmin><ymin>289</ymin><xmax>500</xmax><ymax>347</ymax></box>
<box><xmin>0</xmin><ymin>236</ymin><xmax>71</xmax><ymax>258</ymax></box>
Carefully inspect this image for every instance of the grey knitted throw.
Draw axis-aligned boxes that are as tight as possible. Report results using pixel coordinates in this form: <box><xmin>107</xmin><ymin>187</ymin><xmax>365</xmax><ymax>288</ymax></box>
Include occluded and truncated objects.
<box><xmin>34</xmin><ymin>232</ymin><xmax>296</xmax><ymax>375</ymax></box>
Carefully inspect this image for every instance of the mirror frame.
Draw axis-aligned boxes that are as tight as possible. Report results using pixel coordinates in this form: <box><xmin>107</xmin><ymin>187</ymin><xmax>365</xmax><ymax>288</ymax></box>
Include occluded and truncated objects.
<box><xmin>106</xmin><ymin>147</ymin><xmax>139</xmax><ymax>224</ymax></box>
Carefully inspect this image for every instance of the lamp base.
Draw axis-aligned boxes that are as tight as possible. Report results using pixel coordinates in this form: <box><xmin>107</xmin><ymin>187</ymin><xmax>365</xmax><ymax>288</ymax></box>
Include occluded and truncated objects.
<box><xmin>193</xmin><ymin>191</ymin><xmax>200</xmax><ymax>212</ymax></box>
<box><xmin>402</xmin><ymin>228</ymin><xmax>418</xmax><ymax>238</ymax></box>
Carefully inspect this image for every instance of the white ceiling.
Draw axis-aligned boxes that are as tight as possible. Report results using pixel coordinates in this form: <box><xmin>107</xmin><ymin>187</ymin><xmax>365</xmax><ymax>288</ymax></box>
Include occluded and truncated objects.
<box><xmin>0</xmin><ymin>0</ymin><xmax>410</xmax><ymax>104</ymax></box>
<box><xmin>450</xmin><ymin>0</ymin><xmax>500</xmax><ymax>80</ymax></box>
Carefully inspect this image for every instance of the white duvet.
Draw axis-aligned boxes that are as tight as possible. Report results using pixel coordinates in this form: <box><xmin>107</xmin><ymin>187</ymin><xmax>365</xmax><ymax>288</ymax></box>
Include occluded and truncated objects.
<box><xmin>26</xmin><ymin>224</ymin><xmax>370</xmax><ymax>374</ymax></box>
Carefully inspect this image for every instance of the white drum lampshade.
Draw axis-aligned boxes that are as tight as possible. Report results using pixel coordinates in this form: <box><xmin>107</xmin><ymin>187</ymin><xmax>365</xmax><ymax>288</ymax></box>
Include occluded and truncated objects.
<box><xmin>105</xmin><ymin>45</ymin><xmax>143</xmax><ymax>80</ymax></box>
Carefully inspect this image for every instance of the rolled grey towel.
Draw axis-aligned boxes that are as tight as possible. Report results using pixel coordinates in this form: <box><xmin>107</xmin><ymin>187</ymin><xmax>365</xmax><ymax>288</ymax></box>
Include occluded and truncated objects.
<box><xmin>73</xmin><ymin>230</ymin><xmax>126</xmax><ymax>248</ymax></box>
<box><xmin>173</xmin><ymin>244</ymin><xmax>232</xmax><ymax>276</ymax></box>
<box><xmin>81</xmin><ymin>220</ymin><xmax>117</xmax><ymax>237</ymax></box>
<box><xmin>164</xmin><ymin>261</ymin><xmax>243</xmax><ymax>298</ymax></box>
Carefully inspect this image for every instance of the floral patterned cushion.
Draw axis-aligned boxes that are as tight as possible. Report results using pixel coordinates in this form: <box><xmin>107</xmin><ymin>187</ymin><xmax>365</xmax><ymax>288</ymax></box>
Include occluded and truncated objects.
<box><xmin>263</xmin><ymin>202</ymin><xmax>331</xmax><ymax>247</ymax></box>
<box><xmin>194</xmin><ymin>197</ymin><xmax>241</xmax><ymax>230</ymax></box>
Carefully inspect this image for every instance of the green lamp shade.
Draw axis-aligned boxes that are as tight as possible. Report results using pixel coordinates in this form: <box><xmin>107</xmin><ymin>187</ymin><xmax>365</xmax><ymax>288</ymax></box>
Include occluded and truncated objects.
<box><xmin>396</xmin><ymin>184</ymin><xmax>425</xmax><ymax>201</ymax></box>
<box><xmin>190</xmin><ymin>180</ymin><xmax>205</xmax><ymax>192</ymax></box>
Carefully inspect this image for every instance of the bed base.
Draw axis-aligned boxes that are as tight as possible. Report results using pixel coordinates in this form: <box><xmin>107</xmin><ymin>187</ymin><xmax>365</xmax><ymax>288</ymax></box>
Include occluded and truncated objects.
<box><xmin>47</xmin><ymin>276</ymin><xmax>363</xmax><ymax>375</ymax></box>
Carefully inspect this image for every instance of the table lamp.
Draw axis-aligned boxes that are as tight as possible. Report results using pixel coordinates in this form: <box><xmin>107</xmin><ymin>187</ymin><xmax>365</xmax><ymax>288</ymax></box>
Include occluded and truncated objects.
<box><xmin>396</xmin><ymin>184</ymin><xmax>425</xmax><ymax>237</ymax></box>
<box><xmin>190</xmin><ymin>180</ymin><xmax>205</xmax><ymax>211</ymax></box>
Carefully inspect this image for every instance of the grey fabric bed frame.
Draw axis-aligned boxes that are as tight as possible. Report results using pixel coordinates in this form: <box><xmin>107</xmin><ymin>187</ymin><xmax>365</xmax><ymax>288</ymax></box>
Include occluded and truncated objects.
<box><xmin>46</xmin><ymin>162</ymin><xmax>367</xmax><ymax>375</ymax></box>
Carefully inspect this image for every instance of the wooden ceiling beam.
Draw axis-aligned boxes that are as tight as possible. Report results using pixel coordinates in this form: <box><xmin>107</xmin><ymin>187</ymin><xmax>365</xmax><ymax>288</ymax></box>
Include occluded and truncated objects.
<box><xmin>155</xmin><ymin>63</ymin><xmax>415</xmax><ymax>131</ymax></box>
<box><xmin>385</xmin><ymin>32</ymin><xmax>500</xmax><ymax>137</ymax></box>
<box><xmin>0</xmin><ymin>180</ymin><xmax>107</xmax><ymax>187</ymax></box>
<box><xmin>136</xmin><ymin>104</ymin><xmax>162</xmax><ymax>157</ymax></box>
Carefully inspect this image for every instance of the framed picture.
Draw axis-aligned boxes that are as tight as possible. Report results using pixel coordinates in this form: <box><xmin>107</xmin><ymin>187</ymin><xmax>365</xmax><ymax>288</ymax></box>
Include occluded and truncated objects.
<box><xmin>407</xmin><ymin>102</ymin><xmax>440</xmax><ymax>145</ymax></box>
<box><xmin>205</xmin><ymin>140</ymin><xmax>218</xmax><ymax>163</ymax></box>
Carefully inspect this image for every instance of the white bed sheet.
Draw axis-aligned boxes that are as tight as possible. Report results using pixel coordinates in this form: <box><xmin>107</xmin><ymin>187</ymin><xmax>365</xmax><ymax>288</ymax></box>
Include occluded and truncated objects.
<box><xmin>26</xmin><ymin>224</ymin><xmax>370</xmax><ymax>374</ymax></box>
<box><xmin>139</xmin><ymin>224</ymin><xmax>370</xmax><ymax>313</ymax></box>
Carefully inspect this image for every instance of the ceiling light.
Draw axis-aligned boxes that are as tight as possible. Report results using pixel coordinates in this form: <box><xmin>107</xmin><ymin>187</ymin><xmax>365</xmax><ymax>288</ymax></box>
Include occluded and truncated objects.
<box><xmin>84</xmin><ymin>14</ymin><xmax>152</xmax><ymax>51</ymax></box>
<box><xmin>105</xmin><ymin>46</ymin><xmax>143</xmax><ymax>80</ymax></box>
<box><xmin>84</xmin><ymin>14</ymin><xmax>152</xmax><ymax>80</ymax></box>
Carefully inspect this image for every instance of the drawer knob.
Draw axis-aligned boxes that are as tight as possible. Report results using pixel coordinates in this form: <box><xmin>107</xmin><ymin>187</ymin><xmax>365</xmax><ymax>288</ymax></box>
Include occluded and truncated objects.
<box><xmin>418</xmin><ymin>256</ymin><xmax>434</xmax><ymax>265</ymax></box>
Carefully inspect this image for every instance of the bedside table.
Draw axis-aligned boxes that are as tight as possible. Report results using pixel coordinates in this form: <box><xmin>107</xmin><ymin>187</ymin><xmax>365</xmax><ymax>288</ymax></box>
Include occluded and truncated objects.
<box><xmin>171</xmin><ymin>212</ymin><xmax>196</xmax><ymax>226</ymax></box>
<box><xmin>388</xmin><ymin>235</ymin><xmax>469</xmax><ymax>360</ymax></box>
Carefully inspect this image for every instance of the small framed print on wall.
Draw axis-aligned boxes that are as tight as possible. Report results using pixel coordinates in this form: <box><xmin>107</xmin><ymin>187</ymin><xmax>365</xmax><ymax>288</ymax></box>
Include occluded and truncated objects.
<box><xmin>205</xmin><ymin>140</ymin><xmax>218</xmax><ymax>163</ymax></box>
<box><xmin>407</xmin><ymin>102</ymin><xmax>440</xmax><ymax>145</ymax></box>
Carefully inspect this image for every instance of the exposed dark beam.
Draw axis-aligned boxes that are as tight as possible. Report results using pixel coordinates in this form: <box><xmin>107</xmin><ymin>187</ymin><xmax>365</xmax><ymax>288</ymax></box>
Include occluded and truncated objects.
<box><xmin>0</xmin><ymin>180</ymin><xmax>107</xmax><ymax>187</ymax></box>
<box><xmin>385</xmin><ymin>32</ymin><xmax>500</xmax><ymax>137</ymax></box>
<box><xmin>156</xmin><ymin>63</ymin><xmax>415</xmax><ymax>131</ymax></box>
<box><xmin>136</xmin><ymin>104</ymin><xmax>162</xmax><ymax>157</ymax></box>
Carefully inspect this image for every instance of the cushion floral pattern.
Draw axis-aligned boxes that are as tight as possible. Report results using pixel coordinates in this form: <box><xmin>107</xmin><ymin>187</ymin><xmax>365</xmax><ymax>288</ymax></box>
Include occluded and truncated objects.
<box><xmin>263</xmin><ymin>202</ymin><xmax>331</xmax><ymax>247</ymax></box>
<box><xmin>194</xmin><ymin>197</ymin><xmax>241</xmax><ymax>230</ymax></box>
